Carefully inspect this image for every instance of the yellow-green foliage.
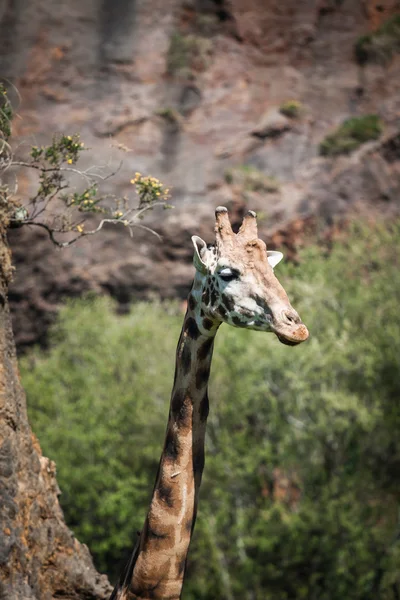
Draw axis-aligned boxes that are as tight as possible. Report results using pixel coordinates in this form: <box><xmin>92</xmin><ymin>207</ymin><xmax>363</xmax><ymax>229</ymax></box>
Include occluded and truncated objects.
<box><xmin>195</xmin><ymin>13</ymin><xmax>219</xmax><ymax>37</ymax></box>
<box><xmin>279</xmin><ymin>100</ymin><xmax>303</xmax><ymax>119</ymax></box>
<box><xmin>0</xmin><ymin>83</ymin><xmax>12</xmax><ymax>141</ymax></box>
<box><xmin>167</xmin><ymin>32</ymin><xmax>212</xmax><ymax>76</ymax></box>
<box><xmin>355</xmin><ymin>15</ymin><xmax>400</xmax><ymax>65</ymax></box>
<box><xmin>22</xmin><ymin>221</ymin><xmax>400</xmax><ymax>597</ymax></box>
<box><xmin>155</xmin><ymin>107</ymin><xmax>181</xmax><ymax>125</ymax></box>
<box><xmin>319</xmin><ymin>115</ymin><xmax>382</xmax><ymax>157</ymax></box>
<box><xmin>225</xmin><ymin>165</ymin><xmax>280</xmax><ymax>193</ymax></box>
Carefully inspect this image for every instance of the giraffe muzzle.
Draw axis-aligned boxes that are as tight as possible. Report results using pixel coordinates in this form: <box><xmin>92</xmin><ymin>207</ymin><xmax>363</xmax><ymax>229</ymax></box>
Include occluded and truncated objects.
<box><xmin>273</xmin><ymin>309</ymin><xmax>309</xmax><ymax>346</ymax></box>
<box><xmin>275</xmin><ymin>327</ymin><xmax>309</xmax><ymax>346</ymax></box>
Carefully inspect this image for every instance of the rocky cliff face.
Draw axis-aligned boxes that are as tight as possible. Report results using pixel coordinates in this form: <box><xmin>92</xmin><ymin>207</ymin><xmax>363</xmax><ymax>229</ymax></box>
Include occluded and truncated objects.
<box><xmin>0</xmin><ymin>231</ymin><xmax>112</xmax><ymax>598</ymax></box>
<box><xmin>1</xmin><ymin>0</ymin><xmax>399</xmax><ymax>348</ymax></box>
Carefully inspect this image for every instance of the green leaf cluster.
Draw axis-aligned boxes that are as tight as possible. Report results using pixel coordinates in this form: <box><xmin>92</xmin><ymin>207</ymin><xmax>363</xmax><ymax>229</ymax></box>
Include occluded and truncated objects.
<box><xmin>167</xmin><ymin>32</ymin><xmax>212</xmax><ymax>77</ymax></box>
<box><xmin>21</xmin><ymin>220</ymin><xmax>400</xmax><ymax>598</ymax></box>
<box><xmin>68</xmin><ymin>184</ymin><xmax>103</xmax><ymax>213</ymax></box>
<box><xmin>0</xmin><ymin>83</ymin><xmax>12</xmax><ymax>141</ymax></box>
<box><xmin>279</xmin><ymin>100</ymin><xmax>303</xmax><ymax>119</ymax></box>
<box><xmin>131</xmin><ymin>172</ymin><xmax>170</xmax><ymax>206</ymax></box>
<box><xmin>319</xmin><ymin>115</ymin><xmax>382</xmax><ymax>157</ymax></box>
<box><xmin>30</xmin><ymin>133</ymin><xmax>85</xmax><ymax>166</ymax></box>
<box><xmin>355</xmin><ymin>15</ymin><xmax>400</xmax><ymax>65</ymax></box>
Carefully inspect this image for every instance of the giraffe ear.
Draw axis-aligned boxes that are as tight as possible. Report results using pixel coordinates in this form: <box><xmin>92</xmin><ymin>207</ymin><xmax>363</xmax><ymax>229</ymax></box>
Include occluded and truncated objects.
<box><xmin>267</xmin><ymin>250</ymin><xmax>284</xmax><ymax>269</ymax></box>
<box><xmin>192</xmin><ymin>236</ymin><xmax>208</xmax><ymax>275</ymax></box>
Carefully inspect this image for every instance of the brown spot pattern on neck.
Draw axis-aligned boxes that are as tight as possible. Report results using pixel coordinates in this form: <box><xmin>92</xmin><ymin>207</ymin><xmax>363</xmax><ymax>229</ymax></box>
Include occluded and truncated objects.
<box><xmin>114</xmin><ymin>303</ymin><xmax>218</xmax><ymax>600</ymax></box>
<box><xmin>185</xmin><ymin>317</ymin><xmax>200</xmax><ymax>340</ymax></box>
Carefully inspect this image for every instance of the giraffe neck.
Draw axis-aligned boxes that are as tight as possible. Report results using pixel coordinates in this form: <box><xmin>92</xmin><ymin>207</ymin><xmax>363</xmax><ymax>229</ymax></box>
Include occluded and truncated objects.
<box><xmin>114</xmin><ymin>275</ymin><xmax>219</xmax><ymax>600</ymax></box>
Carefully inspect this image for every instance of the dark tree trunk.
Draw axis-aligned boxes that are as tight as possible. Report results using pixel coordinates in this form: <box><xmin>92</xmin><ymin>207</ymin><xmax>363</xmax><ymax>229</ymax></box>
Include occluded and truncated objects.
<box><xmin>0</xmin><ymin>231</ymin><xmax>112</xmax><ymax>599</ymax></box>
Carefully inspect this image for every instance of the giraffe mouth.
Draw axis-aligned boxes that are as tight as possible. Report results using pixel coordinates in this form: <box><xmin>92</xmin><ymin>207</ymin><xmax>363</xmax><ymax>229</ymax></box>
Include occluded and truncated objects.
<box><xmin>276</xmin><ymin>333</ymin><xmax>302</xmax><ymax>346</ymax></box>
<box><xmin>274</xmin><ymin>323</ymin><xmax>309</xmax><ymax>346</ymax></box>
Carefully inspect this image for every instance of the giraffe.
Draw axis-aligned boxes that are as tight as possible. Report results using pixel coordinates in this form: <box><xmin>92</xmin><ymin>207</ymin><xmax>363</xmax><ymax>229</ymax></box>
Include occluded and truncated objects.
<box><xmin>110</xmin><ymin>207</ymin><xmax>309</xmax><ymax>600</ymax></box>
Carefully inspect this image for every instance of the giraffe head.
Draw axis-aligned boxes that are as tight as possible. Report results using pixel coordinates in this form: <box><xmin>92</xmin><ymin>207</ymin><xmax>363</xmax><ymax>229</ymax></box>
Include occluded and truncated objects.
<box><xmin>191</xmin><ymin>207</ymin><xmax>309</xmax><ymax>345</ymax></box>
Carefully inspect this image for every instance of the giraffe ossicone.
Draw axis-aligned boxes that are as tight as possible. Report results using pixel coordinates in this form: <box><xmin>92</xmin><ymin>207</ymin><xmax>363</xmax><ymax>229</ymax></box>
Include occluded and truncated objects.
<box><xmin>110</xmin><ymin>207</ymin><xmax>308</xmax><ymax>600</ymax></box>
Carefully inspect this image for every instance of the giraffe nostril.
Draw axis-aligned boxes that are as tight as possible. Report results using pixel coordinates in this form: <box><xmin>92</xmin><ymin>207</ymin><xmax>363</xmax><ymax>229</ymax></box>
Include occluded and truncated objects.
<box><xmin>283</xmin><ymin>310</ymin><xmax>301</xmax><ymax>326</ymax></box>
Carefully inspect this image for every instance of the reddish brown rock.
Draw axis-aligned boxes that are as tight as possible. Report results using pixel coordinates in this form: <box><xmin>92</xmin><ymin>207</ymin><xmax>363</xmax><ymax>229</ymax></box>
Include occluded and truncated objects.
<box><xmin>0</xmin><ymin>0</ymin><xmax>399</xmax><ymax>353</ymax></box>
<box><xmin>0</xmin><ymin>230</ymin><xmax>112</xmax><ymax>598</ymax></box>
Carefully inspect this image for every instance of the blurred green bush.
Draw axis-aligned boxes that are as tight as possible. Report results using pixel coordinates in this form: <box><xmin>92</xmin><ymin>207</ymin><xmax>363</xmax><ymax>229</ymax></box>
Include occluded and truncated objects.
<box><xmin>355</xmin><ymin>15</ymin><xmax>400</xmax><ymax>65</ymax></box>
<box><xmin>279</xmin><ymin>100</ymin><xmax>303</xmax><ymax>119</ymax></box>
<box><xmin>166</xmin><ymin>32</ymin><xmax>212</xmax><ymax>77</ymax></box>
<box><xmin>21</xmin><ymin>221</ymin><xmax>400</xmax><ymax>598</ymax></box>
<box><xmin>224</xmin><ymin>165</ymin><xmax>280</xmax><ymax>193</ymax></box>
<box><xmin>319</xmin><ymin>115</ymin><xmax>382</xmax><ymax>157</ymax></box>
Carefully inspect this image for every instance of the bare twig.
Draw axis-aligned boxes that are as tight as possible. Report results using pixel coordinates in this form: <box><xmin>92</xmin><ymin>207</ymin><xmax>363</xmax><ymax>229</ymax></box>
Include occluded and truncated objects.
<box><xmin>10</xmin><ymin>160</ymin><xmax>122</xmax><ymax>185</ymax></box>
<box><xmin>18</xmin><ymin>220</ymin><xmax>82</xmax><ymax>248</ymax></box>
<box><xmin>2</xmin><ymin>130</ymin><xmax>171</xmax><ymax>248</ymax></box>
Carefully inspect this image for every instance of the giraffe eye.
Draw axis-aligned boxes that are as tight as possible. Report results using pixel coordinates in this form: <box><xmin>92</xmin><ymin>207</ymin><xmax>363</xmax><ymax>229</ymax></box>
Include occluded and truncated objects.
<box><xmin>219</xmin><ymin>268</ymin><xmax>239</xmax><ymax>282</ymax></box>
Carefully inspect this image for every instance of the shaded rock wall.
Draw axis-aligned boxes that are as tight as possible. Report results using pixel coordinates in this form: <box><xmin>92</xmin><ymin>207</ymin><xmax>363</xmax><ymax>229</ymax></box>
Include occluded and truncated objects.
<box><xmin>0</xmin><ymin>237</ymin><xmax>112</xmax><ymax>599</ymax></box>
<box><xmin>1</xmin><ymin>0</ymin><xmax>399</xmax><ymax>348</ymax></box>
